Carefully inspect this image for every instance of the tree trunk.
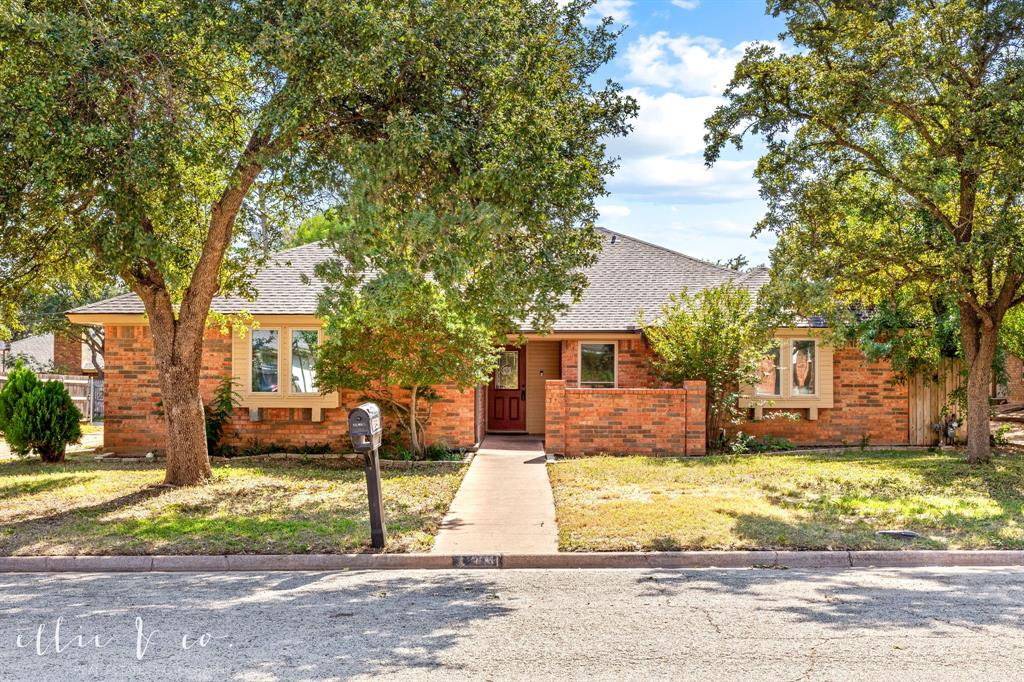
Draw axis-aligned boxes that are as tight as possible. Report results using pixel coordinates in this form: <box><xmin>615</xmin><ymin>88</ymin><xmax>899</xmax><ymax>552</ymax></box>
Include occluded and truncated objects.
<box><xmin>959</xmin><ymin>303</ymin><xmax>998</xmax><ymax>464</ymax></box>
<box><xmin>148</xmin><ymin>304</ymin><xmax>212</xmax><ymax>486</ymax></box>
<box><xmin>409</xmin><ymin>386</ymin><xmax>420</xmax><ymax>456</ymax></box>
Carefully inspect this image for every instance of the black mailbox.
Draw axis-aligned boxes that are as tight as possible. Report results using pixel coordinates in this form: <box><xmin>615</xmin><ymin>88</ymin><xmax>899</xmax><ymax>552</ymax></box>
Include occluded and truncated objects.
<box><xmin>348</xmin><ymin>402</ymin><xmax>382</xmax><ymax>453</ymax></box>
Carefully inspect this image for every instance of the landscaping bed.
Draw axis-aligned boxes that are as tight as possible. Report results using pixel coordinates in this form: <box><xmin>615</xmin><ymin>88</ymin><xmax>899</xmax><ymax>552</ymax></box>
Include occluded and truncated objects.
<box><xmin>0</xmin><ymin>455</ymin><xmax>467</xmax><ymax>555</ymax></box>
<box><xmin>548</xmin><ymin>450</ymin><xmax>1024</xmax><ymax>551</ymax></box>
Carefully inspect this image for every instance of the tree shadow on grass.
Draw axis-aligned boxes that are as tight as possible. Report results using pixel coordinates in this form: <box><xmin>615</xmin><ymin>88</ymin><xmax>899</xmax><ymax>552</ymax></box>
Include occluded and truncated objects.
<box><xmin>0</xmin><ymin>571</ymin><xmax>516</xmax><ymax>678</ymax></box>
<box><xmin>0</xmin><ymin>473</ymin><xmax>98</xmax><ymax>501</ymax></box>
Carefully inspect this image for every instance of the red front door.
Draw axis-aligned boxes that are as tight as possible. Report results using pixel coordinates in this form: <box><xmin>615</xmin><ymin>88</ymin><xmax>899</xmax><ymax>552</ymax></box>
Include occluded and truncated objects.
<box><xmin>488</xmin><ymin>345</ymin><xmax>526</xmax><ymax>431</ymax></box>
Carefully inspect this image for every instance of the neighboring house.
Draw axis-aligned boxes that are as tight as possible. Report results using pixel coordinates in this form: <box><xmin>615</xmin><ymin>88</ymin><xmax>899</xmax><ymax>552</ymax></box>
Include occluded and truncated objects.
<box><xmin>67</xmin><ymin>229</ymin><xmax>953</xmax><ymax>455</ymax></box>
<box><xmin>2</xmin><ymin>332</ymin><xmax>103</xmax><ymax>376</ymax></box>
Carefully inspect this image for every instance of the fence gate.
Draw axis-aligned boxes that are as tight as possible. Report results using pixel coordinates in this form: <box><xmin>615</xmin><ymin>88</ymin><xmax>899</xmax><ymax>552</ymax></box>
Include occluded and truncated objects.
<box><xmin>908</xmin><ymin>359</ymin><xmax>964</xmax><ymax>446</ymax></box>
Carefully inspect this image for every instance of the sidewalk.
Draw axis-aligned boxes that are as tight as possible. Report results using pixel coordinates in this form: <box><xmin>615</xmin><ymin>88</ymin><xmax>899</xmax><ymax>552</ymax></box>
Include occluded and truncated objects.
<box><xmin>432</xmin><ymin>435</ymin><xmax>558</xmax><ymax>554</ymax></box>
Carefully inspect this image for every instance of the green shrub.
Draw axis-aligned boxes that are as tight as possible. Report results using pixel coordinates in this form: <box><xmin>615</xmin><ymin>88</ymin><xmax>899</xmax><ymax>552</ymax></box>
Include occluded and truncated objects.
<box><xmin>0</xmin><ymin>364</ymin><xmax>81</xmax><ymax>462</ymax></box>
<box><xmin>728</xmin><ymin>432</ymin><xmax>794</xmax><ymax>455</ymax></box>
<box><xmin>0</xmin><ymin>362</ymin><xmax>40</xmax><ymax>452</ymax></box>
<box><xmin>204</xmin><ymin>376</ymin><xmax>241</xmax><ymax>457</ymax></box>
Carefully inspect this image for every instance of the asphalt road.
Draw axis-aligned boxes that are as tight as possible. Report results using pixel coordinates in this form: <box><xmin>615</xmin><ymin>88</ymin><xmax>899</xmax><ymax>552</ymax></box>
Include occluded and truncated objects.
<box><xmin>1</xmin><ymin>567</ymin><xmax>1022</xmax><ymax>681</ymax></box>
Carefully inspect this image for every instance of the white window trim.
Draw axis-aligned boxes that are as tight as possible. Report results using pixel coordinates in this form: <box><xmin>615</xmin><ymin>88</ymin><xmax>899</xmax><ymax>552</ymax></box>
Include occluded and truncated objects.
<box><xmin>578</xmin><ymin>340</ymin><xmax>618</xmax><ymax>388</ymax></box>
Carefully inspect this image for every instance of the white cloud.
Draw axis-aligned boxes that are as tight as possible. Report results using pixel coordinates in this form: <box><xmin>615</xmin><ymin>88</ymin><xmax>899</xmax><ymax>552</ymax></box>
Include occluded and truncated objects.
<box><xmin>610</xmin><ymin>156</ymin><xmax>758</xmax><ymax>202</ymax></box>
<box><xmin>607</xmin><ymin>88</ymin><xmax>721</xmax><ymax>159</ymax></box>
<box><xmin>623</xmin><ymin>32</ymin><xmax>780</xmax><ymax>96</ymax></box>
<box><xmin>671</xmin><ymin>0</ymin><xmax>700</xmax><ymax>9</ymax></box>
<box><xmin>596</xmin><ymin>203</ymin><xmax>631</xmax><ymax>219</ymax></box>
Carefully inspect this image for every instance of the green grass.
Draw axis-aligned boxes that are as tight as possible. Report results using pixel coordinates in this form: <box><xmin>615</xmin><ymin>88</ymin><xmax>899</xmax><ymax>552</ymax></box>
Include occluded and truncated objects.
<box><xmin>0</xmin><ymin>456</ymin><xmax>466</xmax><ymax>555</ymax></box>
<box><xmin>548</xmin><ymin>451</ymin><xmax>1024</xmax><ymax>551</ymax></box>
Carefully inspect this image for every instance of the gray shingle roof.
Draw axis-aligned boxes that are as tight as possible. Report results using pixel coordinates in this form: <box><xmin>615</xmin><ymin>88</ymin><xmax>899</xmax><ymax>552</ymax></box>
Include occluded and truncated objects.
<box><xmin>545</xmin><ymin>229</ymin><xmax>743</xmax><ymax>331</ymax></box>
<box><xmin>70</xmin><ymin>230</ymin><xmax>767</xmax><ymax>331</ymax></box>
<box><xmin>69</xmin><ymin>242</ymin><xmax>334</xmax><ymax>316</ymax></box>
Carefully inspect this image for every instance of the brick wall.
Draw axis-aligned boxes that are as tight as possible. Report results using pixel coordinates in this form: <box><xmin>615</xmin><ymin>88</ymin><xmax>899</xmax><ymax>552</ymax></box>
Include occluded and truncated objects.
<box><xmin>52</xmin><ymin>332</ymin><xmax>82</xmax><ymax>374</ymax></box>
<box><xmin>103</xmin><ymin>325</ymin><xmax>476</xmax><ymax>453</ymax></box>
<box><xmin>731</xmin><ymin>346</ymin><xmax>910</xmax><ymax>446</ymax></box>
<box><xmin>1007</xmin><ymin>353</ymin><xmax>1024</xmax><ymax>403</ymax></box>
<box><xmin>545</xmin><ymin>379</ymin><xmax>706</xmax><ymax>456</ymax></box>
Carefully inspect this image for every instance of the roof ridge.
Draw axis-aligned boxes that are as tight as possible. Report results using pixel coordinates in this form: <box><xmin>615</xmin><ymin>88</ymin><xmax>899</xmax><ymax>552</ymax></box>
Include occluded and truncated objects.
<box><xmin>594</xmin><ymin>227</ymin><xmax>736</xmax><ymax>274</ymax></box>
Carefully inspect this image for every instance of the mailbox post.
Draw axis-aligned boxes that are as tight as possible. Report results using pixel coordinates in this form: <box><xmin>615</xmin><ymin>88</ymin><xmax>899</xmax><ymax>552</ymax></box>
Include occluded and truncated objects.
<box><xmin>348</xmin><ymin>402</ymin><xmax>386</xmax><ymax>549</ymax></box>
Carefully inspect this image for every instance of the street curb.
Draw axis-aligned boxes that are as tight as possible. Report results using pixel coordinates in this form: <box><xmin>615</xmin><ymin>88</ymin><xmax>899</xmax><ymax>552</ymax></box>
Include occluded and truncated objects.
<box><xmin>2</xmin><ymin>550</ymin><xmax>1024</xmax><ymax>572</ymax></box>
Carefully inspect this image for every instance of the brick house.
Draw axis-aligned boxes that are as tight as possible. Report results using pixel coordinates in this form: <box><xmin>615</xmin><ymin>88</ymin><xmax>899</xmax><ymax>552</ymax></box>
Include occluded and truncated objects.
<box><xmin>67</xmin><ymin>229</ymin><xmax>972</xmax><ymax>456</ymax></box>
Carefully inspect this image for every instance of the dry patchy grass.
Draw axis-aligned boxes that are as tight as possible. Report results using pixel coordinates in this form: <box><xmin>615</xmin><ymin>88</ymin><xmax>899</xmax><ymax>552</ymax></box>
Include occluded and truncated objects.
<box><xmin>548</xmin><ymin>451</ymin><xmax>1024</xmax><ymax>551</ymax></box>
<box><xmin>0</xmin><ymin>456</ymin><xmax>466</xmax><ymax>555</ymax></box>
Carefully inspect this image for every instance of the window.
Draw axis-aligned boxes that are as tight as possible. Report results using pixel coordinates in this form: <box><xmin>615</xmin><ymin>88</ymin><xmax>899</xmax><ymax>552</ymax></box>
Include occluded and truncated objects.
<box><xmin>756</xmin><ymin>345</ymin><xmax>781</xmax><ymax>396</ymax></box>
<box><xmin>290</xmin><ymin>330</ymin><xmax>319</xmax><ymax>393</ymax></box>
<box><xmin>580</xmin><ymin>342</ymin><xmax>616</xmax><ymax>388</ymax></box>
<box><xmin>251</xmin><ymin>330</ymin><xmax>279</xmax><ymax>393</ymax></box>
<box><xmin>495</xmin><ymin>350</ymin><xmax>520</xmax><ymax>390</ymax></box>
<box><xmin>791</xmin><ymin>339</ymin><xmax>816</xmax><ymax>395</ymax></box>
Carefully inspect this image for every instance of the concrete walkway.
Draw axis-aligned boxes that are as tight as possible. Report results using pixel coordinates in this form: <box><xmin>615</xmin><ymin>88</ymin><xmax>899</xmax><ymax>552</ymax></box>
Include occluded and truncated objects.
<box><xmin>432</xmin><ymin>435</ymin><xmax>558</xmax><ymax>554</ymax></box>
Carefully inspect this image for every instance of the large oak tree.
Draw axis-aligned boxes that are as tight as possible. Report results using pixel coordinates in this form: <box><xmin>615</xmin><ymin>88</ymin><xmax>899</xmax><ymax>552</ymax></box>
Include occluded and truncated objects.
<box><xmin>1</xmin><ymin>0</ymin><xmax>633</xmax><ymax>484</ymax></box>
<box><xmin>706</xmin><ymin>0</ymin><xmax>1024</xmax><ymax>463</ymax></box>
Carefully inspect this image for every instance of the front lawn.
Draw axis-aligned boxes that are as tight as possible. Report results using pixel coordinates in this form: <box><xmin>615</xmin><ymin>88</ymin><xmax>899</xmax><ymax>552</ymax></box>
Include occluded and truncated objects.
<box><xmin>0</xmin><ymin>456</ymin><xmax>466</xmax><ymax>555</ymax></box>
<box><xmin>548</xmin><ymin>451</ymin><xmax>1024</xmax><ymax>551</ymax></box>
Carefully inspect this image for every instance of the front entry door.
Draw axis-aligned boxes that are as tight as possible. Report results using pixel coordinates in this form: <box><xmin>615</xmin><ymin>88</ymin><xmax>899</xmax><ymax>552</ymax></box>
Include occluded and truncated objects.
<box><xmin>488</xmin><ymin>345</ymin><xmax>526</xmax><ymax>431</ymax></box>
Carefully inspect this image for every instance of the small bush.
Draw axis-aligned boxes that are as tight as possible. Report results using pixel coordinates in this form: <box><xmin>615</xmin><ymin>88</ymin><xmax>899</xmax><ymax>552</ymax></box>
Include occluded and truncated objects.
<box><xmin>0</xmin><ymin>363</ymin><xmax>40</xmax><ymax>454</ymax></box>
<box><xmin>204</xmin><ymin>376</ymin><xmax>241</xmax><ymax>457</ymax></box>
<box><xmin>0</xmin><ymin>364</ymin><xmax>81</xmax><ymax>462</ymax></box>
<box><xmin>728</xmin><ymin>432</ymin><xmax>794</xmax><ymax>455</ymax></box>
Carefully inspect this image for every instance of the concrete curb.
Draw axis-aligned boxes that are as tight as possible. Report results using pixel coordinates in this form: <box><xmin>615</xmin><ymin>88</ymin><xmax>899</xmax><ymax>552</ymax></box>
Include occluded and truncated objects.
<box><xmin>2</xmin><ymin>550</ymin><xmax>1024</xmax><ymax>572</ymax></box>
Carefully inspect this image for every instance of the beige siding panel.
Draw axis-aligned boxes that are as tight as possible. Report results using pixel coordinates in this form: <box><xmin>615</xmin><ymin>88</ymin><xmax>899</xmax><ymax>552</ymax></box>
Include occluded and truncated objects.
<box><xmin>526</xmin><ymin>341</ymin><xmax>561</xmax><ymax>434</ymax></box>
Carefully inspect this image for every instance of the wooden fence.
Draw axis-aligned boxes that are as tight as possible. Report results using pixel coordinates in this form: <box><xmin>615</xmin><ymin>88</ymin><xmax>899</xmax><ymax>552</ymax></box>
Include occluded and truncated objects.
<box><xmin>0</xmin><ymin>373</ymin><xmax>97</xmax><ymax>422</ymax></box>
<box><xmin>908</xmin><ymin>359</ymin><xmax>965</xmax><ymax>446</ymax></box>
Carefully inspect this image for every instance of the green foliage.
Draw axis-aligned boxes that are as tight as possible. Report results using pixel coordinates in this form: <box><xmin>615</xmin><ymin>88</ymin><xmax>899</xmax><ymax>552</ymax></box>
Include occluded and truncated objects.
<box><xmin>288</xmin><ymin>214</ymin><xmax>337</xmax><ymax>247</ymax></box>
<box><xmin>204</xmin><ymin>377</ymin><xmax>241</xmax><ymax>458</ymax></box>
<box><xmin>642</xmin><ymin>283</ymin><xmax>774</xmax><ymax>448</ymax></box>
<box><xmin>318</xmin><ymin>280</ymin><xmax>500</xmax><ymax>454</ymax></box>
<box><xmin>705</xmin><ymin>1</ymin><xmax>1024</xmax><ymax>462</ymax></box>
<box><xmin>728</xmin><ymin>432</ymin><xmax>794</xmax><ymax>455</ymax></box>
<box><xmin>1</xmin><ymin>0</ymin><xmax>634</xmax><ymax>482</ymax></box>
<box><xmin>1003</xmin><ymin>308</ymin><xmax>1024</xmax><ymax>361</ymax></box>
<box><xmin>0</xmin><ymin>363</ymin><xmax>41</xmax><ymax>453</ymax></box>
<box><xmin>0</xmin><ymin>363</ymin><xmax>81</xmax><ymax>462</ymax></box>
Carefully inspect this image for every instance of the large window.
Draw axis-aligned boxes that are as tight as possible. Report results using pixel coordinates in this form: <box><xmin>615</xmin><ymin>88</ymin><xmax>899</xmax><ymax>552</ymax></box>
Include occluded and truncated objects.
<box><xmin>580</xmin><ymin>342</ymin><xmax>616</xmax><ymax>388</ymax></box>
<box><xmin>290</xmin><ymin>330</ymin><xmax>319</xmax><ymax>393</ymax></box>
<box><xmin>756</xmin><ymin>345</ymin><xmax>781</xmax><ymax>396</ymax></box>
<box><xmin>251</xmin><ymin>330</ymin><xmax>279</xmax><ymax>393</ymax></box>
<box><xmin>791</xmin><ymin>340</ymin><xmax>816</xmax><ymax>395</ymax></box>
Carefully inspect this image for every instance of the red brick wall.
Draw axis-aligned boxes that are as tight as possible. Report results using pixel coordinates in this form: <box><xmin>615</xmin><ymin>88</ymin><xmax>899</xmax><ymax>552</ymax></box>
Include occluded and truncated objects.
<box><xmin>52</xmin><ymin>332</ymin><xmax>82</xmax><ymax>374</ymax></box>
<box><xmin>732</xmin><ymin>346</ymin><xmax>910</xmax><ymax>446</ymax></box>
<box><xmin>1007</xmin><ymin>353</ymin><xmax>1024</xmax><ymax>403</ymax></box>
<box><xmin>103</xmin><ymin>325</ymin><xmax>476</xmax><ymax>453</ymax></box>
<box><xmin>545</xmin><ymin>379</ymin><xmax>706</xmax><ymax>456</ymax></box>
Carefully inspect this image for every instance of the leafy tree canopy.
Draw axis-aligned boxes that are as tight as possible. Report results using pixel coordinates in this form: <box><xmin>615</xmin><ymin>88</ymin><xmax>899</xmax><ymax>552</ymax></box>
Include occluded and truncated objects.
<box><xmin>706</xmin><ymin>0</ymin><xmax>1024</xmax><ymax>462</ymax></box>
<box><xmin>1</xmin><ymin>0</ymin><xmax>633</xmax><ymax>482</ymax></box>
<box><xmin>642</xmin><ymin>283</ymin><xmax>775</xmax><ymax>449</ymax></box>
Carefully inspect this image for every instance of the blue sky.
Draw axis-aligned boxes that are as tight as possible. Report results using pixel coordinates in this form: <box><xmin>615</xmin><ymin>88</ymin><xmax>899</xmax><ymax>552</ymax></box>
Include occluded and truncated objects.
<box><xmin>582</xmin><ymin>0</ymin><xmax>787</xmax><ymax>265</ymax></box>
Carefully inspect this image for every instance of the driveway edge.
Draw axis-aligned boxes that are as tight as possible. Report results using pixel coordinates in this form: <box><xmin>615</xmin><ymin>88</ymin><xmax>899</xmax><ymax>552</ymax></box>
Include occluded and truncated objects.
<box><xmin>1</xmin><ymin>550</ymin><xmax>1023</xmax><ymax>572</ymax></box>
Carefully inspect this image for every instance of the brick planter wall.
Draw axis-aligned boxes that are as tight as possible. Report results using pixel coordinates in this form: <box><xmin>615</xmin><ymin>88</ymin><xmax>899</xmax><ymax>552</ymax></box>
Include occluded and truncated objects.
<box><xmin>103</xmin><ymin>325</ymin><xmax>476</xmax><ymax>454</ymax></box>
<box><xmin>545</xmin><ymin>379</ymin><xmax>706</xmax><ymax>456</ymax></box>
